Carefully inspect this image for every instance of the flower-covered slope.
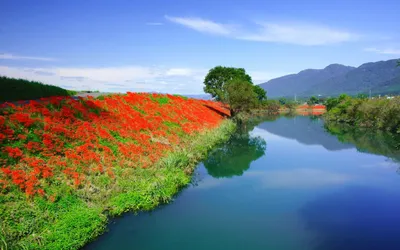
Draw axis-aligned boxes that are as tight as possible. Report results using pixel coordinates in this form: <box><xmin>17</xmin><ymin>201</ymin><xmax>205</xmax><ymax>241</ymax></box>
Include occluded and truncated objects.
<box><xmin>0</xmin><ymin>93</ymin><xmax>230</xmax><ymax>198</ymax></box>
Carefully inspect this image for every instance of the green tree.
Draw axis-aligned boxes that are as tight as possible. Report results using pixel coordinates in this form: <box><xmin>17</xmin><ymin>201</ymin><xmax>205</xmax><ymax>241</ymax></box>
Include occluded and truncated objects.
<box><xmin>357</xmin><ymin>93</ymin><xmax>368</xmax><ymax>99</ymax></box>
<box><xmin>325</xmin><ymin>97</ymin><xmax>340</xmax><ymax>111</ymax></box>
<box><xmin>223</xmin><ymin>79</ymin><xmax>258</xmax><ymax>116</ymax></box>
<box><xmin>278</xmin><ymin>98</ymin><xmax>287</xmax><ymax>105</ymax></box>
<box><xmin>204</xmin><ymin>66</ymin><xmax>253</xmax><ymax>101</ymax></box>
<box><xmin>307</xmin><ymin>96</ymin><xmax>318</xmax><ymax>105</ymax></box>
<box><xmin>253</xmin><ymin>85</ymin><xmax>267</xmax><ymax>101</ymax></box>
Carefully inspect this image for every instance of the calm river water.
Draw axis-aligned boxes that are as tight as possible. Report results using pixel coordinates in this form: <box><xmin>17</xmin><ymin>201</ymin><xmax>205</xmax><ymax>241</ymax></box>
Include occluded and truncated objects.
<box><xmin>85</xmin><ymin>116</ymin><xmax>400</xmax><ymax>250</ymax></box>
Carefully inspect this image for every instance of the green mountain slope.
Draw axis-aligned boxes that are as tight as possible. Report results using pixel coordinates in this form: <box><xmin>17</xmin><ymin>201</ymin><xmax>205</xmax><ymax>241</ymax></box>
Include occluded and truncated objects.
<box><xmin>260</xmin><ymin>59</ymin><xmax>400</xmax><ymax>98</ymax></box>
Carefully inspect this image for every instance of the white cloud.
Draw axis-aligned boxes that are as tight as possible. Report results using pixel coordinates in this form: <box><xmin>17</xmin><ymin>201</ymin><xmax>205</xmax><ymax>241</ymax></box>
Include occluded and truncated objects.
<box><xmin>240</xmin><ymin>22</ymin><xmax>355</xmax><ymax>46</ymax></box>
<box><xmin>146</xmin><ymin>22</ymin><xmax>164</xmax><ymax>26</ymax></box>
<box><xmin>165</xmin><ymin>16</ymin><xmax>357</xmax><ymax>46</ymax></box>
<box><xmin>166</xmin><ymin>68</ymin><xmax>195</xmax><ymax>76</ymax></box>
<box><xmin>0</xmin><ymin>65</ymin><xmax>208</xmax><ymax>94</ymax></box>
<box><xmin>248</xmin><ymin>168</ymin><xmax>352</xmax><ymax>189</ymax></box>
<box><xmin>364</xmin><ymin>47</ymin><xmax>400</xmax><ymax>55</ymax></box>
<box><xmin>0</xmin><ymin>53</ymin><xmax>55</xmax><ymax>61</ymax></box>
<box><xmin>165</xmin><ymin>16</ymin><xmax>233</xmax><ymax>35</ymax></box>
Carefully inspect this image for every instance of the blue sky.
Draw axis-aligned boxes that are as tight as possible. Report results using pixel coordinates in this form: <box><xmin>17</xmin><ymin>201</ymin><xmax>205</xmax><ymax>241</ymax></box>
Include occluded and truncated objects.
<box><xmin>0</xmin><ymin>0</ymin><xmax>399</xmax><ymax>94</ymax></box>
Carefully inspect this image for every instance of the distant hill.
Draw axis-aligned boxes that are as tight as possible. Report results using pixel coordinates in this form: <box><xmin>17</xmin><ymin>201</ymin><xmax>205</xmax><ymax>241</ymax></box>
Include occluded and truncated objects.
<box><xmin>260</xmin><ymin>59</ymin><xmax>400</xmax><ymax>98</ymax></box>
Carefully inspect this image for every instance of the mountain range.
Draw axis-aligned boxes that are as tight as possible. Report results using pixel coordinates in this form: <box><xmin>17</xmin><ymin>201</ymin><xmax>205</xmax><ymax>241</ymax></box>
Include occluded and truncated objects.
<box><xmin>260</xmin><ymin>59</ymin><xmax>400</xmax><ymax>98</ymax></box>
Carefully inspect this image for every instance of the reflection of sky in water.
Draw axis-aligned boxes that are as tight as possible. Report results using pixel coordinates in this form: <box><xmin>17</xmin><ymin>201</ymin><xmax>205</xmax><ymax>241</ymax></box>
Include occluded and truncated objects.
<box><xmin>85</xmin><ymin>116</ymin><xmax>400</xmax><ymax>250</ymax></box>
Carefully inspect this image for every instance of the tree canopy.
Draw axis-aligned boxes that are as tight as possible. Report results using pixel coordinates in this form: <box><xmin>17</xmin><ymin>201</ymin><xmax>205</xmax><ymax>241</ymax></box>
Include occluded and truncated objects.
<box><xmin>253</xmin><ymin>85</ymin><xmax>267</xmax><ymax>101</ymax></box>
<box><xmin>203</xmin><ymin>66</ymin><xmax>253</xmax><ymax>101</ymax></box>
<box><xmin>223</xmin><ymin>79</ymin><xmax>258</xmax><ymax>115</ymax></box>
<box><xmin>307</xmin><ymin>96</ymin><xmax>319</xmax><ymax>105</ymax></box>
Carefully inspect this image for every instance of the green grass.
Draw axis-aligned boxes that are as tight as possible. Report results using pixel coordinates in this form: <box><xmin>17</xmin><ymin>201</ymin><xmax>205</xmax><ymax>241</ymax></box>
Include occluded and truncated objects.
<box><xmin>149</xmin><ymin>95</ymin><xmax>170</xmax><ymax>105</ymax></box>
<box><xmin>0</xmin><ymin>76</ymin><xmax>74</xmax><ymax>102</ymax></box>
<box><xmin>0</xmin><ymin>120</ymin><xmax>236</xmax><ymax>250</ymax></box>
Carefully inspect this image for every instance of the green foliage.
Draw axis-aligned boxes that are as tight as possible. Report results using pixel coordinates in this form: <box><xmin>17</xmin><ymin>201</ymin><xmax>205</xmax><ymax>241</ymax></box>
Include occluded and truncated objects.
<box><xmin>278</xmin><ymin>98</ymin><xmax>287</xmax><ymax>105</ymax></box>
<box><xmin>223</xmin><ymin>79</ymin><xmax>258</xmax><ymax>115</ymax></box>
<box><xmin>324</xmin><ymin>94</ymin><xmax>350</xmax><ymax>111</ymax></box>
<box><xmin>203</xmin><ymin>66</ymin><xmax>253</xmax><ymax>101</ymax></box>
<box><xmin>0</xmin><ymin>76</ymin><xmax>73</xmax><ymax>102</ymax></box>
<box><xmin>284</xmin><ymin>101</ymin><xmax>297</xmax><ymax>110</ymax></box>
<box><xmin>357</xmin><ymin>93</ymin><xmax>368</xmax><ymax>99</ymax></box>
<box><xmin>325</xmin><ymin>95</ymin><xmax>400</xmax><ymax>133</ymax></box>
<box><xmin>261</xmin><ymin>100</ymin><xmax>281</xmax><ymax>114</ymax></box>
<box><xmin>150</xmin><ymin>95</ymin><xmax>170</xmax><ymax>105</ymax></box>
<box><xmin>307</xmin><ymin>96</ymin><xmax>319</xmax><ymax>105</ymax></box>
<box><xmin>325</xmin><ymin>97</ymin><xmax>340</xmax><ymax>111</ymax></box>
<box><xmin>253</xmin><ymin>85</ymin><xmax>267</xmax><ymax>101</ymax></box>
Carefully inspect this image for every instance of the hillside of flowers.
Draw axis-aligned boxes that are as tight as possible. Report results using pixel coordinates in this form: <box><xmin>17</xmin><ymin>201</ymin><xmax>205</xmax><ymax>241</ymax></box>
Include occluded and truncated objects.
<box><xmin>0</xmin><ymin>93</ymin><xmax>230</xmax><ymax>199</ymax></box>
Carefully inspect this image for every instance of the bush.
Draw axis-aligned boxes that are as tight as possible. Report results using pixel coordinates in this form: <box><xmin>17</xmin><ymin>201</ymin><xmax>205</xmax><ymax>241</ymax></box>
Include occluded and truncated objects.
<box><xmin>325</xmin><ymin>95</ymin><xmax>400</xmax><ymax>133</ymax></box>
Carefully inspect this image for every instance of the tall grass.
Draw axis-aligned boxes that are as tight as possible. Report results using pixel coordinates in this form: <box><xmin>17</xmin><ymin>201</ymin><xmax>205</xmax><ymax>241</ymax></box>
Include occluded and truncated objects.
<box><xmin>0</xmin><ymin>76</ymin><xmax>74</xmax><ymax>102</ymax></box>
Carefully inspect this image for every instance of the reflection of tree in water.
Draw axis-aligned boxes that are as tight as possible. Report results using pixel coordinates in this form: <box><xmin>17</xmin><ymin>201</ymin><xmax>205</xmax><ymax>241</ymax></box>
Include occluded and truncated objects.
<box><xmin>325</xmin><ymin>122</ymin><xmax>400</xmax><ymax>173</ymax></box>
<box><xmin>204</xmin><ymin>123</ymin><xmax>267</xmax><ymax>178</ymax></box>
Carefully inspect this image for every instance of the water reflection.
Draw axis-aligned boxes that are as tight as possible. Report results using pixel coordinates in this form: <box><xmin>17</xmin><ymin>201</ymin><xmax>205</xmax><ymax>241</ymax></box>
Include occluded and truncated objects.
<box><xmin>301</xmin><ymin>186</ymin><xmax>400</xmax><ymax>250</ymax></box>
<box><xmin>204</xmin><ymin>124</ymin><xmax>267</xmax><ymax>178</ymax></box>
<box><xmin>247</xmin><ymin>168</ymin><xmax>352</xmax><ymax>189</ymax></box>
<box><xmin>325</xmin><ymin>122</ymin><xmax>400</xmax><ymax>173</ymax></box>
<box><xmin>258</xmin><ymin>116</ymin><xmax>354</xmax><ymax>151</ymax></box>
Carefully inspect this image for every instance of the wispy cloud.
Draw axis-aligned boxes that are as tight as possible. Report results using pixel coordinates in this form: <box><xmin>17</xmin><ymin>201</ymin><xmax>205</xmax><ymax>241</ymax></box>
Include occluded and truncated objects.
<box><xmin>146</xmin><ymin>22</ymin><xmax>164</xmax><ymax>26</ymax></box>
<box><xmin>0</xmin><ymin>53</ymin><xmax>56</xmax><ymax>61</ymax></box>
<box><xmin>165</xmin><ymin>16</ymin><xmax>358</xmax><ymax>46</ymax></box>
<box><xmin>165</xmin><ymin>16</ymin><xmax>233</xmax><ymax>35</ymax></box>
<box><xmin>364</xmin><ymin>47</ymin><xmax>400</xmax><ymax>55</ymax></box>
<box><xmin>240</xmin><ymin>22</ymin><xmax>356</xmax><ymax>46</ymax></box>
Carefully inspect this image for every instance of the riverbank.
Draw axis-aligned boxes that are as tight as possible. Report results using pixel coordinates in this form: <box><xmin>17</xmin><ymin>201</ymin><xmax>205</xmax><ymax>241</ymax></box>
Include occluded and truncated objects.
<box><xmin>324</xmin><ymin>95</ymin><xmax>400</xmax><ymax>133</ymax></box>
<box><xmin>0</xmin><ymin>93</ymin><xmax>235</xmax><ymax>249</ymax></box>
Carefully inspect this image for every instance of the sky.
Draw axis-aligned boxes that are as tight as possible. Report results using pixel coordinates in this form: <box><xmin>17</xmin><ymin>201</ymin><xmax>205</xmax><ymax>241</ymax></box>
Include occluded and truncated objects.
<box><xmin>0</xmin><ymin>0</ymin><xmax>399</xmax><ymax>94</ymax></box>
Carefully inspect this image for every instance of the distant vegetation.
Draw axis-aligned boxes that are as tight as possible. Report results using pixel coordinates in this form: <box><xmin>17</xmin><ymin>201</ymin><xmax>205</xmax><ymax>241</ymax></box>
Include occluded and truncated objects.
<box><xmin>324</xmin><ymin>94</ymin><xmax>400</xmax><ymax>133</ymax></box>
<box><xmin>260</xmin><ymin>59</ymin><xmax>400</xmax><ymax>98</ymax></box>
<box><xmin>0</xmin><ymin>76</ymin><xmax>76</xmax><ymax>102</ymax></box>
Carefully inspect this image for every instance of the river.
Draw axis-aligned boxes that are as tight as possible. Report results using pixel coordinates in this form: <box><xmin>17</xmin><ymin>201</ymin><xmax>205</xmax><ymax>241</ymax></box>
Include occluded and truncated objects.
<box><xmin>85</xmin><ymin>115</ymin><xmax>400</xmax><ymax>250</ymax></box>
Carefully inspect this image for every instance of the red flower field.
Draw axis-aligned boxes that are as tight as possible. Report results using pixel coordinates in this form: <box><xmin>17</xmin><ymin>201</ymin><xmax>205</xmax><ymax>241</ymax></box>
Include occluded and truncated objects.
<box><xmin>0</xmin><ymin>93</ymin><xmax>230</xmax><ymax>198</ymax></box>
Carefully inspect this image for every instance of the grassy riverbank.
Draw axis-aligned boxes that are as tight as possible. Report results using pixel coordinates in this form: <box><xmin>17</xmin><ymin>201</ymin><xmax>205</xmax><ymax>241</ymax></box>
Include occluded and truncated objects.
<box><xmin>0</xmin><ymin>93</ymin><xmax>235</xmax><ymax>249</ymax></box>
<box><xmin>324</xmin><ymin>94</ymin><xmax>400</xmax><ymax>133</ymax></box>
